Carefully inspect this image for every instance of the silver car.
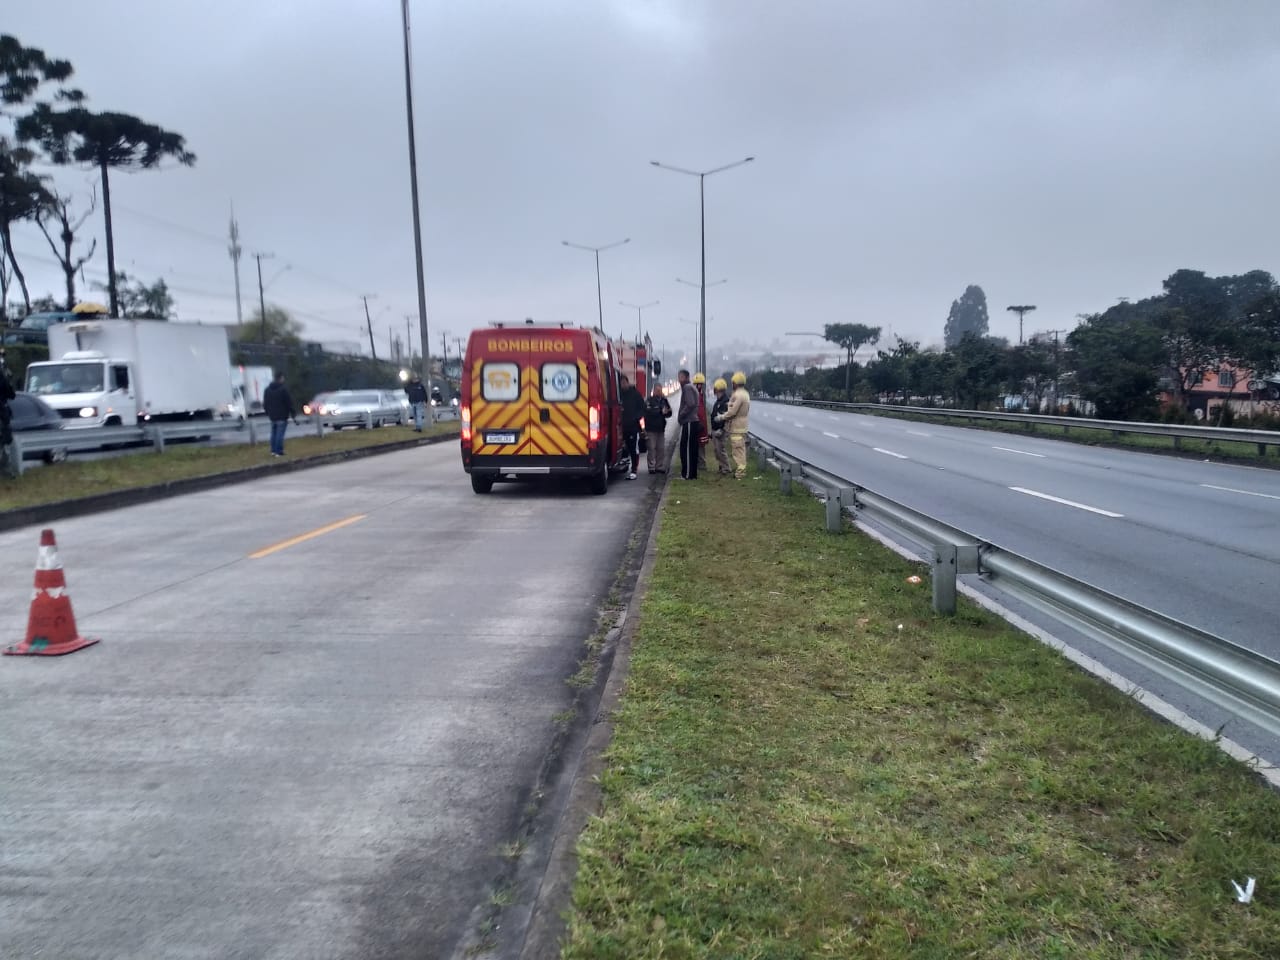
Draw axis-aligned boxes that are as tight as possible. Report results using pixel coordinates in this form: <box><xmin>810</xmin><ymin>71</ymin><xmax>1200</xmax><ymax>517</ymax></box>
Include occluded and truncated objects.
<box><xmin>319</xmin><ymin>390</ymin><xmax>406</xmax><ymax>429</ymax></box>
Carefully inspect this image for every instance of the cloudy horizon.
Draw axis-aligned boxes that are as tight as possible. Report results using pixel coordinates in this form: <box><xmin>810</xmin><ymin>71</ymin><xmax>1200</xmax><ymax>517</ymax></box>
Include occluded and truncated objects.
<box><xmin>6</xmin><ymin>0</ymin><xmax>1279</xmax><ymax>362</ymax></box>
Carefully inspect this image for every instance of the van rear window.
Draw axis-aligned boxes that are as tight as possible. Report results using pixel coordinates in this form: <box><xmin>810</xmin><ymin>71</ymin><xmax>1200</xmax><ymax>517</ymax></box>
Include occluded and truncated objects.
<box><xmin>482</xmin><ymin>363</ymin><xmax>519</xmax><ymax>401</ymax></box>
<box><xmin>541</xmin><ymin>363</ymin><xmax>578</xmax><ymax>402</ymax></box>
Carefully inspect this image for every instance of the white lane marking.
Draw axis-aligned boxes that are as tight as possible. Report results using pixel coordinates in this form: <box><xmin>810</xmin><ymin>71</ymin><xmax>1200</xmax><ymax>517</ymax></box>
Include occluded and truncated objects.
<box><xmin>793</xmin><ymin>421</ymin><xmax>805</xmax><ymax>428</ymax></box>
<box><xmin>822</xmin><ymin>431</ymin><xmax>840</xmax><ymax>439</ymax></box>
<box><xmin>1009</xmin><ymin>486</ymin><xmax>1124</xmax><ymax>517</ymax></box>
<box><xmin>907</xmin><ymin>430</ymin><xmax>932</xmax><ymax>438</ymax></box>
<box><xmin>873</xmin><ymin>447</ymin><xmax>909</xmax><ymax>460</ymax></box>
<box><xmin>993</xmin><ymin>445</ymin><xmax>1046</xmax><ymax>459</ymax></box>
<box><xmin>828</xmin><ymin>415</ymin><xmax>840</xmax><ymax>421</ymax></box>
<box><xmin>1201</xmin><ymin>483</ymin><xmax>1280</xmax><ymax>502</ymax></box>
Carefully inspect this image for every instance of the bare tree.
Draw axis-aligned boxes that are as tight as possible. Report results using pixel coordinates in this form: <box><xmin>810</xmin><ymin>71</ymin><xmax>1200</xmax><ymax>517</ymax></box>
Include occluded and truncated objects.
<box><xmin>36</xmin><ymin>188</ymin><xmax>96</xmax><ymax>309</ymax></box>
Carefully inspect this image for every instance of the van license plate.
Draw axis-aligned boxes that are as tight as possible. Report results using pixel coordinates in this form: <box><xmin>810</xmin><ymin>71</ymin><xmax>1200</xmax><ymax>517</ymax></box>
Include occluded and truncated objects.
<box><xmin>486</xmin><ymin>431</ymin><xmax>517</xmax><ymax>445</ymax></box>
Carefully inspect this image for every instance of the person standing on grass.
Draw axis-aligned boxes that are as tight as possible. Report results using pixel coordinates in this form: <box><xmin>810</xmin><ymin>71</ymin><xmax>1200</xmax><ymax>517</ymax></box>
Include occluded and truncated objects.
<box><xmin>619</xmin><ymin>374</ymin><xmax>645</xmax><ymax>480</ymax></box>
<box><xmin>721</xmin><ymin>371</ymin><xmax>752</xmax><ymax>479</ymax></box>
<box><xmin>676</xmin><ymin>369</ymin><xmax>700</xmax><ymax>480</ymax></box>
<box><xmin>692</xmin><ymin>372</ymin><xmax>710</xmax><ymax>473</ymax></box>
<box><xmin>644</xmin><ymin>383</ymin><xmax>672</xmax><ymax>474</ymax></box>
<box><xmin>709</xmin><ymin>377</ymin><xmax>732</xmax><ymax>476</ymax></box>
<box><xmin>262</xmin><ymin>372</ymin><xmax>297</xmax><ymax>458</ymax></box>
<box><xmin>405</xmin><ymin>373</ymin><xmax>429</xmax><ymax>432</ymax></box>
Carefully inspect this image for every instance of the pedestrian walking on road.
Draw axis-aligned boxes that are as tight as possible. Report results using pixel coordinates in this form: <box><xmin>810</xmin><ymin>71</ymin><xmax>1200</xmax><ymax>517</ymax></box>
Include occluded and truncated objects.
<box><xmin>676</xmin><ymin>369</ymin><xmax>701</xmax><ymax>480</ymax></box>
<box><xmin>644</xmin><ymin>383</ymin><xmax>672</xmax><ymax>474</ymax></box>
<box><xmin>721</xmin><ymin>371</ymin><xmax>752</xmax><ymax>479</ymax></box>
<box><xmin>405</xmin><ymin>373</ymin><xmax>429</xmax><ymax>432</ymax></box>
<box><xmin>619</xmin><ymin>374</ymin><xmax>645</xmax><ymax>480</ymax></box>
<box><xmin>709</xmin><ymin>378</ymin><xmax>732</xmax><ymax>475</ymax></box>
<box><xmin>262</xmin><ymin>372</ymin><xmax>296</xmax><ymax>457</ymax></box>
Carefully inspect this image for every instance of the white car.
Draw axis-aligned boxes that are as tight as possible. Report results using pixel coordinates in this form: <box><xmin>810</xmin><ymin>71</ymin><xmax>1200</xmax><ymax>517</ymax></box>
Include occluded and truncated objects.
<box><xmin>318</xmin><ymin>390</ymin><xmax>406</xmax><ymax>429</ymax></box>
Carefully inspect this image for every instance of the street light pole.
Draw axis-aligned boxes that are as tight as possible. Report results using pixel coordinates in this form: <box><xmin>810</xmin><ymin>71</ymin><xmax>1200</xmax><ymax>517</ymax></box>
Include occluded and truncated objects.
<box><xmin>253</xmin><ymin>251</ymin><xmax>274</xmax><ymax>344</ymax></box>
<box><xmin>619</xmin><ymin>299</ymin><xmax>659</xmax><ymax>343</ymax></box>
<box><xmin>651</xmin><ymin>156</ymin><xmax>754</xmax><ymax>378</ymax></box>
<box><xmin>401</xmin><ymin>0</ymin><xmax>432</xmax><ymax>407</ymax></box>
<box><xmin>676</xmin><ymin>277</ymin><xmax>725</xmax><ymax>372</ymax></box>
<box><xmin>562</xmin><ymin>238</ymin><xmax>629</xmax><ymax>330</ymax></box>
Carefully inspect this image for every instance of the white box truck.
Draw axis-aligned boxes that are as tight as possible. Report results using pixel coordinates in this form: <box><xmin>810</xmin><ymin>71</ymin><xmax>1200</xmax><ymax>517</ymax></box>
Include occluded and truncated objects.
<box><xmin>230</xmin><ymin>365</ymin><xmax>274</xmax><ymax>417</ymax></box>
<box><xmin>25</xmin><ymin>319</ymin><xmax>236</xmax><ymax>429</ymax></box>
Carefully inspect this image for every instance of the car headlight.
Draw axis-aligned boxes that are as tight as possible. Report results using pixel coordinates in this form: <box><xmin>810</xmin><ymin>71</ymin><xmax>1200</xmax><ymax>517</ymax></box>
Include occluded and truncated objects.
<box><xmin>78</xmin><ymin>406</ymin><xmax>97</xmax><ymax>418</ymax></box>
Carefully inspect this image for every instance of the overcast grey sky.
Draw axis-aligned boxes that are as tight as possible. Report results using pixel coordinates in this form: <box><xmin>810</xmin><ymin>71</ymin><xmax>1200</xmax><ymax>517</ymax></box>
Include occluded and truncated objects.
<box><xmin>7</xmin><ymin>0</ymin><xmax>1280</xmax><ymax>360</ymax></box>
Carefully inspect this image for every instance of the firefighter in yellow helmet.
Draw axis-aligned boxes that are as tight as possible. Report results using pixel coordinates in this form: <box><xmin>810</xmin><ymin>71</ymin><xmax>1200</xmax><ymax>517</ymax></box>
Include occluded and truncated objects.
<box><xmin>720</xmin><ymin>371</ymin><xmax>751</xmax><ymax>478</ymax></box>
<box><xmin>708</xmin><ymin>377</ymin><xmax>732</xmax><ymax>475</ymax></box>
<box><xmin>692</xmin><ymin>372</ymin><xmax>709</xmax><ymax>473</ymax></box>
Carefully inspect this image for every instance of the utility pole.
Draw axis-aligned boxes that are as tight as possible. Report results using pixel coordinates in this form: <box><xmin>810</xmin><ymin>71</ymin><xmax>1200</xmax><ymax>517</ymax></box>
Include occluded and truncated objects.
<box><xmin>440</xmin><ymin>330</ymin><xmax>449</xmax><ymax>385</ymax></box>
<box><xmin>1007</xmin><ymin>304</ymin><xmax>1037</xmax><ymax>345</ymax></box>
<box><xmin>1045</xmin><ymin>328</ymin><xmax>1067</xmax><ymax>410</ymax></box>
<box><xmin>253</xmin><ymin>252</ymin><xmax>273</xmax><ymax>343</ymax></box>
<box><xmin>362</xmin><ymin>294</ymin><xmax>378</xmax><ymax>361</ymax></box>
<box><xmin>400</xmin><ymin>0</ymin><xmax>432</xmax><ymax>406</ymax></box>
<box><xmin>406</xmin><ymin>316</ymin><xmax>413</xmax><ymax>364</ymax></box>
<box><xmin>228</xmin><ymin>204</ymin><xmax>243</xmax><ymax>327</ymax></box>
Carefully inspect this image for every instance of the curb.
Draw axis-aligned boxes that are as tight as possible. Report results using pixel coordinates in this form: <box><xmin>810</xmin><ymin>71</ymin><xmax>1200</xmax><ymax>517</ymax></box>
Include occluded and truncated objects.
<box><xmin>0</xmin><ymin>431</ymin><xmax>458</xmax><ymax>533</ymax></box>
<box><xmin>516</xmin><ymin>452</ymin><xmax>675</xmax><ymax>959</ymax></box>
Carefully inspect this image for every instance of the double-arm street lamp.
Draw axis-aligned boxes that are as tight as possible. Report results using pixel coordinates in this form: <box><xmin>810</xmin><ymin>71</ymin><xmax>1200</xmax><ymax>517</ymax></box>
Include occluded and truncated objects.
<box><xmin>562</xmin><ymin>238</ymin><xmax>630</xmax><ymax>329</ymax></box>
<box><xmin>650</xmin><ymin>156</ymin><xmax>754</xmax><ymax>385</ymax></box>
<box><xmin>619</xmin><ymin>299</ymin><xmax>659</xmax><ymax>343</ymax></box>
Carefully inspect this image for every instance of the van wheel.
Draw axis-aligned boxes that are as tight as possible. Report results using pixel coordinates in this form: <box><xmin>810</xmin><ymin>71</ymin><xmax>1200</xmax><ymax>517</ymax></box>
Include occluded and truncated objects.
<box><xmin>45</xmin><ymin>448</ymin><xmax>68</xmax><ymax>464</ymax></box>
<box><xmin>471</xmin><ymin>474</ymin><xmax>494</xmax><ymax>494</ymax></box>
<box><xmin>590</xmin><ymin>461</ymin><xmax>609</xmax><ymax>496</ymax></box>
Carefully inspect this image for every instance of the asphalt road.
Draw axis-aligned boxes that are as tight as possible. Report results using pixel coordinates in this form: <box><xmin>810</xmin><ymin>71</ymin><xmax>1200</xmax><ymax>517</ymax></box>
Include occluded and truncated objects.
<box><xmin>0</xmin><ymin>443</ymin><xmax>656</xmax><ymax>959</ymax></box>
<box><xmin>751</xmin><ymin>402</ymin><xmax>1280</xmax><ymax>754</ymax></box>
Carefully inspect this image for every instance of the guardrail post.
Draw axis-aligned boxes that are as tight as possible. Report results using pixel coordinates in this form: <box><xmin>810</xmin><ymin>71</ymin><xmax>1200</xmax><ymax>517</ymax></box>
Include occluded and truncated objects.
<box><xmin>364</xmin><ymin>410</ymin><xmax>373</xmax><ymax>430</ymax></box>
<box><xmin>7</xmin><ymin>440</ymin><xmax>24</xmax><ymax>476</ymax></box>
<box><xmin>247</xmin><ymin>417</ymin><xmax>258</xmax><ymax>445</ymax></box>
<box><xmin>1259</xmin><ymin>443</ymin><xmax>1268</xmax><ymax>457</ymax></box>
<box><xmin>779</xmin><ymin>462</ymin><xmax>793</xmax><ymax>494</ymax></box>
<box><xmin>313</xmin><ymin>412</ymin><xmax>323</xmax><ymax>438</ymax></box>
<box><xmin>825</xmin><ymin>486</ymin><xmax>853</xmax><ymax>534</ymax></box>
<box><xmin>931</xmin><ymin>542</ymin><xmax>958</xmax><ymax>615</ymax></box>
<box><xmin>1172</xmin><ymin>436</ymin><xmax>1181</xmax><ymax>451</ymax></box>
<box><xmin>151</xmin><ymin>427</ymin><xmax>165</xmax><ymax>454</ymax></box>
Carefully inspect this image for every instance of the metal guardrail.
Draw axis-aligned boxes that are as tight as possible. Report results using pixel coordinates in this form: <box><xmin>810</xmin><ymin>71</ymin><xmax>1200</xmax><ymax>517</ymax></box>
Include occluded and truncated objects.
<box><xmin>788</xmin><ymin>400</ymin><xmax>1280</xmax><ymax>454</ymax></box>
<box><xmin>750</xmin><ymin>434</ymin><xmax>1280</xmax><ymax>740</ymax></box>
<box><xmin>8</xmin><ymin>419</ymin><xmax>246</xmax><ymax>475</ymax></box>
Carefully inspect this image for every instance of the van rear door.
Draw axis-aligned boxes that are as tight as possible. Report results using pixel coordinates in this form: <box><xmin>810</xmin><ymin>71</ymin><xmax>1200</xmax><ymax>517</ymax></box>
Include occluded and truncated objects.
<box><xmin>469</xmin><ymin>342</ymin><xmax>530</xmax><ymax>457</ymax></box>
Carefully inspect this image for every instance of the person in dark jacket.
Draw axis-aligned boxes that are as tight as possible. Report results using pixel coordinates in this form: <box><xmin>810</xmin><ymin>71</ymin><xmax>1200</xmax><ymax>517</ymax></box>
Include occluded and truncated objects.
<box><xmin>262</xmin><ymin>372</ymin><xmax>296</xmax><ymax>457</ymax></box>
<box><xmin>709</xmin><ymin>378</ymin><xmax>732</xmax><ymax>475</ymax></box>
<box><xmin>676</xmin><ymin>369</ymin><xmax>700</xmax><ymax>480</ymax></box>
<box><xmin>643</xmin><ymin>383</ymin><xmax>672</xmax><ymax>474</ymax></box>
<box><xmin>618</xmin><ymin>374</ymin><xmax>645</xmax><ymax>480</ymax></box>
<box><xmin>0</xmin><ymin>359</ymin><xmax>15</xmax><ymax>469</ymax></box>
<box><xmin>404</xmin><ymin>374</ymin><xmax>429</xmax><ymax>431</ymax></box>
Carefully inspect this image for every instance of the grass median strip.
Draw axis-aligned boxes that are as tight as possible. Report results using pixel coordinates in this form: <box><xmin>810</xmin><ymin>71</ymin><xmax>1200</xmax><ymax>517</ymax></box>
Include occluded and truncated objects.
<box><xmin>0</xmin><ymin>422</ymin><xmax>458</xmax><ymax>511</ymax></box>
<box><xmin>563</xmin><ymin>458</ymin><xmax>1280</xmax><ymax>958</ymax></box>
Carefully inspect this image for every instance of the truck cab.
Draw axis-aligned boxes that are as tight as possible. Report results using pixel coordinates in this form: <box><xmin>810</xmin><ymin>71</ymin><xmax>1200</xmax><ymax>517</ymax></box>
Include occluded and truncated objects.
<box><xmin>24</xmin><ymin>351</ymin><xmax>137</xmax><ymax>428</ymax></box>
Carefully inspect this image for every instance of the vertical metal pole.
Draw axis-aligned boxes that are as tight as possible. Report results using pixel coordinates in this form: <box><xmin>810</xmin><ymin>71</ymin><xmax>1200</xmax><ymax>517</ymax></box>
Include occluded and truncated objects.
<box><xmin>402</xmin><ymin>0</ymin><xmax>432</xmax><ymax>409</ymax></box>
<box><xmin>931</xmin><ymin>542</ymin><xmax>958</xmax><ymax>615</ymax></box>
<box><xmin>825</xmin><ymin>489</ymin><xmax>843</xmax><ymax>533</ymax></box>
<box><xmin>256</xmin><ymin>255</ymin><xmax>268</xmax><ymax>343</ymax></box>
<box><xmin>698</xmin><ymin>174</ymin><xmax>706</xmax><ymax>376</ymax></box>
<box><xmin>594</xmin><ymin>249</ymin><xmax>603</xmax><ymax>330</ymax></box>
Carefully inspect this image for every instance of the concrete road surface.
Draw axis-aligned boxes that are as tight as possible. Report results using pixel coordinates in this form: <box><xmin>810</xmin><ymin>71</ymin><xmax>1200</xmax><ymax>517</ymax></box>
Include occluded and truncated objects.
<box><xmin>751</xmin><ymin>401</ymin><xmax>1280</xmax><ymax>761</ymax></box>
<box><xmin>0</xmin><ymin>444</ymin><xmax>657</xmax><ymax>959</ymax></box>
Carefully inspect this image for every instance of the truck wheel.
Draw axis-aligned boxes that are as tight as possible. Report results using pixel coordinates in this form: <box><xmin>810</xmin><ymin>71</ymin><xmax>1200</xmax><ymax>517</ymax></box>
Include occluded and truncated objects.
<box><xmin>590</xmin><ymin>461</ymin><xmax>609</xmax><ymax>496</ymax></box>
<box><xmin>471</xmin><ymin>474</ymin><xmax>494</xmax><ymax>495</ymax></box>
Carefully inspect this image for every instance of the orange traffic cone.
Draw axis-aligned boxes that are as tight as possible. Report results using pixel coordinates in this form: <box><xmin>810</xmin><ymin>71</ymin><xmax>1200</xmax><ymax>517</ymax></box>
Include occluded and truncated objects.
<box><xmin>4</xmin><ymin>529</ymin><xmax>100</xmax><ymax>656</ymax></box>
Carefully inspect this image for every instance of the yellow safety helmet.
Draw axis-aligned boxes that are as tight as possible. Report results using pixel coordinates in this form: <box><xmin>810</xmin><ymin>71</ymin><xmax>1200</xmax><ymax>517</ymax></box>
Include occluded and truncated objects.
<box><xmin>713</xmin><ymin>377</ymin><xmax>727</xmax><ymax>391</ymax></box>
<box><xmin>692</xmin><ymin>372</ymin><xmax>706</xmax><ymax>385</ymax></box>
<box><xmin>732</xmin><ymin>371</ymin><xmax>747</xmax><ymax>386</ymax></box>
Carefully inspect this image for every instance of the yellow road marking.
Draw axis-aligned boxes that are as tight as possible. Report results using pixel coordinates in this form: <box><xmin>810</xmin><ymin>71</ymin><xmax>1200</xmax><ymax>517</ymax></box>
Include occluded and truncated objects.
<box><xmin>249</xmin><ymin>514</ymin><xmax>367</xmax><ymax>559</ymax></box>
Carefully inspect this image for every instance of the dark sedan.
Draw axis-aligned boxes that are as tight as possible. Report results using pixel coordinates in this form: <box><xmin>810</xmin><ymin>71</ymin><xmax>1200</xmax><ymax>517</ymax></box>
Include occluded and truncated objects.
<box><xmin>9</xmin><ymin>391</ymin><xmax>68</xmax><ymax>462</ymax></box>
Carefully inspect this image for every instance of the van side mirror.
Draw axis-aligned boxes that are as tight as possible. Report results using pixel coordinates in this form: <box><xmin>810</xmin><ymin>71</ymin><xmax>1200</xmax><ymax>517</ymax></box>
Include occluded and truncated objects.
<box><xmin>651</xmin><ymin>359</ymin><xmax>662</xmax><ymax>376</ymax></box>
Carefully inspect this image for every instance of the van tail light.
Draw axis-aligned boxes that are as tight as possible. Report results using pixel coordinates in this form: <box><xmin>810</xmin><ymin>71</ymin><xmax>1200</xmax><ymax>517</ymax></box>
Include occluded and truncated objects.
<box><xmin>589</xmin><ymin>404</ymin><xmax>600</xmax><ymax>443</ymax></box>
<box><xmin>461</xmin><ymin>405</ymin><xmax>472</xmax><ymax>443</ymax></box>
